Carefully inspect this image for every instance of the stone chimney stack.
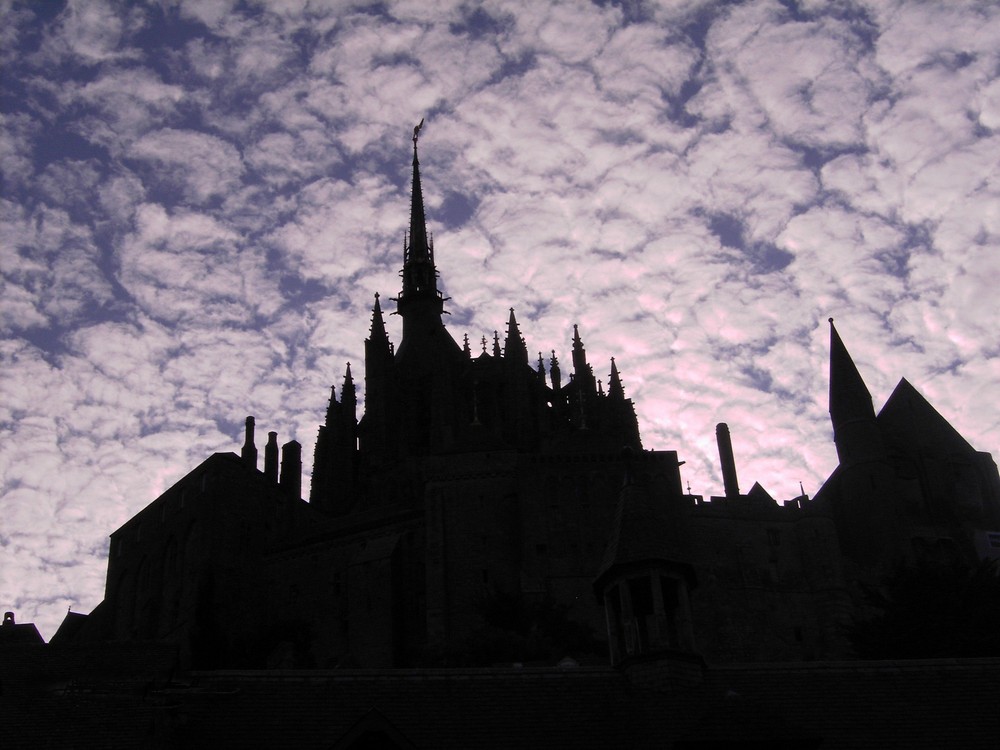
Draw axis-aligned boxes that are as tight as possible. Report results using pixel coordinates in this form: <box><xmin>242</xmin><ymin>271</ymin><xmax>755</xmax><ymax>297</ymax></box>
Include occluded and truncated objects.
<box><xmin>241</xmin><ymin>416</ymin><xmax>258</xmax><ymax>470</ymax></box>
<box><xmin>264</xmin><ymin>431</ymin><xmax>279</xmax><ymax>483</ymax></box>
<box><xmin>716</xmin><ymin>423</ymin><xmax>740</xmax><ymax>498</ymax></box>
<box><xmin>280</xmin><ymin>440</ymin><xmax>302</xmax><ymax>500</ymax></box>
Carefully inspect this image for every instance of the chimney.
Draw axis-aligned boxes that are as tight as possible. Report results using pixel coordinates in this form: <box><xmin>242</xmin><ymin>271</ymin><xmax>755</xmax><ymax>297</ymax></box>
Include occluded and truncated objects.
<box><xmin>241</xmin><ymin>416</ymin><xmax>258</xmax><ymax>469</ymax></box>
<box><xmin>280</xmin><ymin>440</ymin><xmax>302</xmax><ymax>500</ymax></box>
<box><xmin>264</xmin><ymin>431</ymin><xmax>279</xmax><ymax>483</ymax></box>
<box><xmin>716</xmin><ymin>423</ymin><xmax>740</xmax><ymax>498</ymax></box>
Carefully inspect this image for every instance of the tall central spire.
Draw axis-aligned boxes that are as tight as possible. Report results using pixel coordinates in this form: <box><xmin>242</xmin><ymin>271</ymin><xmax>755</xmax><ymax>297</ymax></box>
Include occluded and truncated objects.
<box><xmin>399</xmin><ymin>118</ymin><xmax>439</xmax><ymax>303</ymax></box>
<box><xmin>407</xmin><ymin>118</ymin><xmax>430</xmax><ymax>265</ymax></box>
<box><xmin>394</xmin><ymin>119</ymin><xmax>457</xmax><ymax>360</ymax></box>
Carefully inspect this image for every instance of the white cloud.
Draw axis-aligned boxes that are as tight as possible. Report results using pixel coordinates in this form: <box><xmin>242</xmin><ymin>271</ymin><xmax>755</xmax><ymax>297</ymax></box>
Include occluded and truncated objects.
<box><xmin>0</xmin><ymin>201</ymin><xmax>115</xmax><ymax>331</ymax></box>
<box><xmin>3</xmin><ymin>0</ymin><xmax>1000</xmax><ymax>641</ymax></box>
<box><xmin>127</xmin><ymin>129</ymin><xmax>244</xmax><ymax>205</ymax></box>
<box><xmin>43</xmin><ymin>0</ymin><xmax>131</xmax><ymax>64</ymax></box>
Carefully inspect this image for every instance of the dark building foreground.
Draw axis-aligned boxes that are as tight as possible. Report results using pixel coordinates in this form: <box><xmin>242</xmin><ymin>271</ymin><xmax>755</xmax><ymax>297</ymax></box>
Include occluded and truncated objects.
<box><xmin>3</xmin><ymin>643</ymin><xmax>999</xmax><ymax>748</ymax></box>
<box><xmin>4</xmin><ymin>132</ymin><xmax>1000</xmax><ymax>747</ymax></box>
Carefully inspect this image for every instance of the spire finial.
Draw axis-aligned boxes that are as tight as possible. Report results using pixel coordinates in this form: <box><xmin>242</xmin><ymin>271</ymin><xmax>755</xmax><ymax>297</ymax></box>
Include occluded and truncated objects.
<box><xmin>342</xmin><ymin>363</ymin><xmax>357</xmax><ymax>409</ymax></box>
<box><xmin>369</xmin><ymin>293</ymin><xmax>388</xmax><ymax>341</ymax></box>
<box><xmin>398</xmin><ymin>118</ymin><xmax>437</xmax><ymax>314</ymax></box>
<box><xmin>608</xmin><ymin>357</ymin><xmax>624</xmax><ymax>400</ymax></box>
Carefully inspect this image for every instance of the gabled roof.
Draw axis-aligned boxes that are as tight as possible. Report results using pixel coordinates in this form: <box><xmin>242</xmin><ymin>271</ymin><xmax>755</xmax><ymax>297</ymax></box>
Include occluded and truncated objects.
<box><xmin>48</xmin><ymin>611</ymin><xmax>89</xmax><ymax>645</ymax></box>
<box><xmin>0</xmin><ymin>620</ymin><xmax>43</xmax><ymax>645</ymax></box>
<box><xmin>877</xmin><ymin>378</ymin><xmax>976</xmax><ymax>456</ymax></box>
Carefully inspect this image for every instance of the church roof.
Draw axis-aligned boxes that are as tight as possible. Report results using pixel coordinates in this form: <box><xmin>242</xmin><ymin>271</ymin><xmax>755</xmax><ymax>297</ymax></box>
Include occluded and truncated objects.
<box><xmin>877</xmin><ymin>377</ymin><xmax>977</xmax><ymax>456</ymax></box>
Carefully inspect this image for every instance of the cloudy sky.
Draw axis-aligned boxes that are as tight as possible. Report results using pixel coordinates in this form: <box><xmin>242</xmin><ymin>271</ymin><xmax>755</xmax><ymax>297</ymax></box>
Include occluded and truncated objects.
<box><xmin>2</xmin><ymin>0</ymin><xmax>999</xmax><ymax>639</ymax></box>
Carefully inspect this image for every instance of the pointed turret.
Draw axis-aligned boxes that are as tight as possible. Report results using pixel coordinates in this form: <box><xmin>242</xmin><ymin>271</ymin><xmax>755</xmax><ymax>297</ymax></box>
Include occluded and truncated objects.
<box><xmin>829</xmin><ymin>319</ymin><xmax>875</xmax><ymax>426</ymax></box>
<box><xmin>549</xmin><ymin>351</ymin><xmax>562</xmax><ymax>391</ymax></box>
<box><xmin>828</xmin><ymin>319</ymin><xmax>885</xmax><ymax>466</ymax></box>
<box><xmin>608</xmin><ymin>357</ymin><xmax>625</xmax><ymax>401</ymax></box>
<box><xmin>311</xmin><ymin>363</ymin><xmax>360</xmax><ymax>515</ymax></box>
<box><xmin>571</xmin><ymin>324</ymin><xmax>596</xmax><ymax>393</ymax></box>
<box><xmin>342</xmin><ymin>362</ymin><xmax>356</xmax><ymax>415</ymax></box>
<box><xmin>365</xmin><ymin>294</ymin><xmax>393</xmax><ymax>394</ymax></box>
<box><xmin>823</xmin><ymin>319</ymin><xmax>895</xmax><ymax>563</ymax></box>
<box><xmin>362</xmin><ymin>292</ymin><xmax>397</xmax><ymax>461</ymax></box>
<box><xmin>504</xmin><ymin>308</ymin><xmax>528</xmax><ymax>366</ymax></box>
<box><xmin>571</xmin><ymin>324</ymin><xmax>587</xmax><ymax>372</ymax></box>
<box><xmin>369</xmin><ymin>293</ymin><xmax>390</xmax><ymax>350</ymax></box>
<box><xmin>323</xmin><ymin>384</ymin><xmax>339</xmax><ymax>424</ymax></box>
<box><xmin>492</xmin><ymin>330</ymin><xmax>502</xmax><ymax>358</ymax></box>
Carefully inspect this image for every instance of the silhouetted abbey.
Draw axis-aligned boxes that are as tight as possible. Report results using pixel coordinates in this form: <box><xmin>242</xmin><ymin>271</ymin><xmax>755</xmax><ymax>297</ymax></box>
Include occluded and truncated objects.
<box><xmin>51</xmin><ymin>134</ymin><xmax>1000</xmax><ymax>668</ymax></box>
<box><xmin>7</xmin><ymin>131</ymin><xmax>1000</xmax><ymax>748</ymax></box>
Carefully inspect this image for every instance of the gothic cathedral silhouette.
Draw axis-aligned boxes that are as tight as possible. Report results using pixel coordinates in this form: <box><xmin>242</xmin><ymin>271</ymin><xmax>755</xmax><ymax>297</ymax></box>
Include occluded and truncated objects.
<box><xmin>41</xmin><ymin>127</ymin><xmax>1000</xmax><ymax>672</ymax></box>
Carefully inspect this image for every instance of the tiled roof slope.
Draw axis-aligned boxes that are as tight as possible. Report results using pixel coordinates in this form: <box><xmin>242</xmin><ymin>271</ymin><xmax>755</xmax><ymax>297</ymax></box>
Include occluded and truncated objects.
<box><xmin>877</xmin><ymin>378</ymin><xmax>977</xmax><ymax>455</ymax></box>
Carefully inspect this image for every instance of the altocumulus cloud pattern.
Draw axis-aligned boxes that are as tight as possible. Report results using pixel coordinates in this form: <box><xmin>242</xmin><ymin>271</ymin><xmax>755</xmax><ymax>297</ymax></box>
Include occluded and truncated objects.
<box><xmin>1</xmin><ymin>0</ymin><xmax>999</xmax><ymax>641</ymax></box>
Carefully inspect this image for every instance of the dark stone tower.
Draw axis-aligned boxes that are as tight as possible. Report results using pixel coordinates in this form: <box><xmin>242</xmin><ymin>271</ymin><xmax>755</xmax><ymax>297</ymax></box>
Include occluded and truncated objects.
<box><xmin>829</xmin><ymin>319</ymin><xmax>886</xmax><ymax>468</ymax></box>
<box><xmin>824</xmin><ymin>319</ymin><xmax>897</xmax><ymax>564</ymax></box>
